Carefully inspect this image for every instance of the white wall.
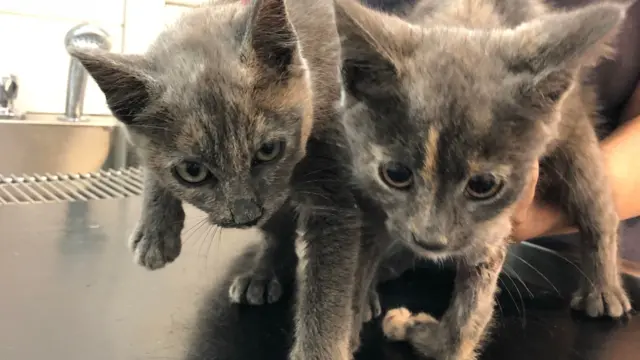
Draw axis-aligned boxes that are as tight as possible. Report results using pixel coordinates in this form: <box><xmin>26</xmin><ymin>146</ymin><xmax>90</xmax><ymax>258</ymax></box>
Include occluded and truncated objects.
<box><xmin>0</xmin><ymin>0</ymin><xmax>200</xmax><ymax>116</ymax></box>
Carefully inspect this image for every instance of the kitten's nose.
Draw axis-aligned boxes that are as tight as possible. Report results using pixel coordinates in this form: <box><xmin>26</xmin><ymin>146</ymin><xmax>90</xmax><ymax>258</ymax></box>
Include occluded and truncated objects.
<box><xmin>230</xmin><ymin>199</ymin><xmax>263</xmax><ymax>227</ymax></box>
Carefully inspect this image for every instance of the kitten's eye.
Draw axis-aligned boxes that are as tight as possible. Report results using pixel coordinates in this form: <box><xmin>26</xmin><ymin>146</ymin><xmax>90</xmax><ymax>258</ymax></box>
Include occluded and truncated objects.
<box><xmin>254</xmin><ymin>140</ymin><xmax>285</xmax><ymax>163</ymax></box>
<box><xmin>173</xmin><ymin>161</ymin><xmax>211</xmax><ymax>185</ymax></box>
<box><xmin>465</xmin><ymin>173</ymin><xmax>503</xmax><ymax>200</ymax></box>
<box><xmin>380</xmin><ymin>162</ymin><xmax>413</xmax><ymax>189</ymax></box>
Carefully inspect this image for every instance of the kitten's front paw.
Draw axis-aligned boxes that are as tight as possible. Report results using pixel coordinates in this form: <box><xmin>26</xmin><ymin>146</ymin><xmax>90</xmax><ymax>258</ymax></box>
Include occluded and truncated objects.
<box><xmin>382</xmin><ymin>307</ymin><xmax>438</xmax><ymax>341</ymax></box>
<box><xmin>571</xmin><ymin>283</ymin><xmax>632</xmax><ymax>318</ymax></box>
<box><xmin>349</xmin><ymin>289</ymin><xmax>382</xmax><ymax>354</ymax></box>
<box><xmin>362</xmin><ymin>289</ymin><xmax>382</xmax><ymax>323</ymax></box>
<box><xmin>129</xmin><ymin>224</ymin><xmax>181</xmax><ymax>270</ymax></box>
<box><xmin>229</xmin><ymin>271</ymin><xmax>282</xmax><ymax>305</ymax></box>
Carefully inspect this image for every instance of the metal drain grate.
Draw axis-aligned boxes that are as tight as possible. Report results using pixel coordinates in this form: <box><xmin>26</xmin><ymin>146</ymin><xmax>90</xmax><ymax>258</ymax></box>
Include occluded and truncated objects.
<box><xmin>0</xmin><ymin>167</ymin><xmax>144</xmax><ymax>205</ymax></box>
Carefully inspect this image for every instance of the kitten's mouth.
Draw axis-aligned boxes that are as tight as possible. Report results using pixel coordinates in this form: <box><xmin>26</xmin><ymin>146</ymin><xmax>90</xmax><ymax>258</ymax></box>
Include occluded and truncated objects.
<box><xmin>210</xmin><ymin>215</ymin><xmax>264</xmax><ymax>229</ymax></box>
<box><xmin>217</xmin><ymin>219</ymin><xmax>260</xmax><ymax>229</ymax></box>
<box><xmin>410</xmin><ymin>233</ymin><xmax>447</xmax><ymax>253</ymax></box>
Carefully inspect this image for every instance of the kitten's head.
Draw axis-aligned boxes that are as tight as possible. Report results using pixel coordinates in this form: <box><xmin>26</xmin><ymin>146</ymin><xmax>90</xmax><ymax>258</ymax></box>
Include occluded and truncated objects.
<box><xmin>335</xmin><ymin>0</ymin><xmax>624</xmax><ymax>258</ymax></box>
<box><xmin>71</xmin><ymin>0</ymin><xmax>312</xmax><ymax>228</ymax></box>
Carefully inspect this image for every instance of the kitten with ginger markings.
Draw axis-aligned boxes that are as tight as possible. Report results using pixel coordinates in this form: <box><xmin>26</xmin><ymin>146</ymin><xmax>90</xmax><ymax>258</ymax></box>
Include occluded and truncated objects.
<box><xmin>335</xmin><ymin>0</ymin><xmax>632</xmax><ymax>359</ymax></box>
<box><xmin>70</xmin><ymin>0</ymin><xmax>311</xmax><ymax>306</ymax></box>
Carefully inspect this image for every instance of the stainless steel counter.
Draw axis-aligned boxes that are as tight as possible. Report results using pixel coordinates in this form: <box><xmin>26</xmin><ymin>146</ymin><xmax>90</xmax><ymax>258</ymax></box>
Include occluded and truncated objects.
<box><xmin>0</xmin><ymin>197</ymin><xmax>638</xmax><ymax>360</ymax></box>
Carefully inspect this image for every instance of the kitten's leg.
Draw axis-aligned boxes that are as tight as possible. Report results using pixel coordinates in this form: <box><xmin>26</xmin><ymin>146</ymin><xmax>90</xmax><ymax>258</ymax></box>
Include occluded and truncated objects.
<box><xmin>289</xmin><ymin>136</ymin><xmax>362</xmax><ymax>360</ymax></box>
<box><xmin>382</xmin><ymin>246</ymin><xmax>506</xmax><ymax>360</ymax></box>
<box><xmin>290</xmin><ymin>207</ymin><xmax>361</xmax><ymax>360</ymax></box>
<box><xmin>349</xmin><ymin>233</ymin><xmax>403</xmax><ymax>353</ymax></box>
<box><xmin>349</xmin><ymin>245</ymin><xmax>382</xmax><ymax>354</ymax></box>
<box><xmin>544</xmin><ymin>129</ymin><xmax>631</xmax><ymax>318</ymax></box>
<box><xmin>129</xmin><ymin>170</ymin><xmax>184</xmax><ymax>270</ymax></box>
<box><xmin>228</xmin><ymin>207</ymin><xmax>297</xmax><ymax>305</ymax></box>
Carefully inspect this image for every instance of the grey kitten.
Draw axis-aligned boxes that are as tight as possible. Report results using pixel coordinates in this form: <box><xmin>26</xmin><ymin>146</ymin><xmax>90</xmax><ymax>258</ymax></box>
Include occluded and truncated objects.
<box><xmin>72</xmin><ymin>0</ymin><xmax>381</xmax><ymax>358</ymax></box>
<box><xmin>71</xmin><ymin>0</ymin><xmax>313</xmax><ymax>305</ymax></box>
<box><xmin>334</xmin><ymin>0</ymin><xmax>632</xmax><ymax>359</ymax></box>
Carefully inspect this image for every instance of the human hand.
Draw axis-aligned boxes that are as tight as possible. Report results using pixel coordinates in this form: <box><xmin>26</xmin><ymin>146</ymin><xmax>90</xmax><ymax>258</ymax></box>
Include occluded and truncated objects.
<box><xmin>509</xmin><ymin>161</ymin><xmax>576</xmax><ymax>242</ymax></box>
<box><xmin>510</xmin><ymin>162</ymin><xmax>542</xmax><ymax>243</ymax></box>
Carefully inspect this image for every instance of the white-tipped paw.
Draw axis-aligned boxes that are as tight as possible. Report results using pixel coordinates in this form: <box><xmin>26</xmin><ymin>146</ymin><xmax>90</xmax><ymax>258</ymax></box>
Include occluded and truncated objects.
<box><xmin>229</xmin><ymin>272</ymin><xmax>283</xmax><ymax>305</ymax></box>
<box><xmin>571</xmin><ymin>283</ymin><xmax>632</xmax><ymax>318</ymax></box>
<box><xmin>382</xmin><ymin>308</ymin><xmax>438</xmax><ymax>341</ymax></box>
<box><xmin>129</xmin><ymin>226</ymin><xmax>181</xmax><ymax>270</ymax></box>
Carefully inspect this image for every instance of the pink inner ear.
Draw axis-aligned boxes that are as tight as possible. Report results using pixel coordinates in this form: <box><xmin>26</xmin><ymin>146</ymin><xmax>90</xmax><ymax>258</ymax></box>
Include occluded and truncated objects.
<box><xmin>241</xmin><ymin>0</ymin><xmax>250</xmax><ymax>5</ymax></box>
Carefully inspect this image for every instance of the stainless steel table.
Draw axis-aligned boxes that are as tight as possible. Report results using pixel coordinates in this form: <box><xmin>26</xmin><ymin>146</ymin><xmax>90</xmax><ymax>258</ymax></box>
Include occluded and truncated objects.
<box><xmin>0</xmin><ymin>198</ymin><xmax>638</xmax><ymax>360</ymax></box>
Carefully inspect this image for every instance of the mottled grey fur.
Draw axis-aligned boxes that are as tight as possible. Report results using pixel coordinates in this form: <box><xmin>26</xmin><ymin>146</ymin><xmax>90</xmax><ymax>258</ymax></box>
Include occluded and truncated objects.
<box><xmin>70</xmin><ymin>0</ymin><xmax>312</xmax><ymax>305</ymax></box>
<box><xmin>72</xmin><ymin>1</ymin><xmax>383</xmax><ymax>359</ymax></box>
<box><xmin>334</xmin><ymin>0</ymin><xmax>633</xmax><ymax>359</ymax></box>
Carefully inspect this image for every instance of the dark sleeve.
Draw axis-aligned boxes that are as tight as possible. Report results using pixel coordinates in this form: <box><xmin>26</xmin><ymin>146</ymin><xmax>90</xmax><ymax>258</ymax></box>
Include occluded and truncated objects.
<box><xmin>549</xmin><ymin>0</ymin><xmax>640</xmax><ymax>133</ymax></box>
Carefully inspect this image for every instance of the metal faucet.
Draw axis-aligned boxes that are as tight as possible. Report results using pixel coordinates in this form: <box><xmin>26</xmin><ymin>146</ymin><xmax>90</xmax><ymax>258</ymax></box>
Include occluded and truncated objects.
<box><xmin>60</xmin><ymin>23</ymin><xmax>111</xmax><ymax>122</ymax></box>
<box><xmin>0</xmin><ymin>74</ymin><xmax>23</xmax><ymax>120</ymax></box>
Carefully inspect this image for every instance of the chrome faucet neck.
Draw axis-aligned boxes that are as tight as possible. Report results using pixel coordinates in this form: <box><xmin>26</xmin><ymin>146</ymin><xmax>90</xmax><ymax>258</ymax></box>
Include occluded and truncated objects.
<box><xmin>59</xmin><ymin>23</ymin><xmax>111</xmax><ymax>123</ymax></box>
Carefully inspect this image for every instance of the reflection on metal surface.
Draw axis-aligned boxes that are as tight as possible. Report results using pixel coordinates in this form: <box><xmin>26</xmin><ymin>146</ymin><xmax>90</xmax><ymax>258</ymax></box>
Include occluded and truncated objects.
<box><xmin>0</xmin><ymin>167</ymin><xmax>143</xmax><ymax>205</ymax></box>
<box><xmin>0</xmin><ymin>113</ymin><xmax>129</xmax><ymax>174</ymax></box>
<box><xmin>0</xmin><ymin>74</ymin><xmax>24</xmax><ymax>120</ymax></box>
<box><xmin>60</xmin><ymin>23</ymin><xmax>112</xmax><ymax>123</ymax></box>
<box><xmin>0</xmin><ymin>197</ymin><xmax>638</xmax><ymax>360</ymax></box>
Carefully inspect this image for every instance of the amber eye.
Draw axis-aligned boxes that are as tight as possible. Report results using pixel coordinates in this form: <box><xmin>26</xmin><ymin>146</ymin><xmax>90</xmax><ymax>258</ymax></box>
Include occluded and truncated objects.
<box><xmin>255</xmin><ymin>141</ymin><xmax>285</xmax><ymax>163</ymax></box>
<box><xmin>465</xmin><ymin>173</ymin><xmax>503</xmax><ymax>200</ymax></box>
<box><xmin>380</xmin><ymin>162</ymin><xmax>413</xmax><ymax>189</ymax></box>
<box><xmin>174</xmin><ymin>161</ymin><xmax>211</xmax><ymax>185</ymax></box>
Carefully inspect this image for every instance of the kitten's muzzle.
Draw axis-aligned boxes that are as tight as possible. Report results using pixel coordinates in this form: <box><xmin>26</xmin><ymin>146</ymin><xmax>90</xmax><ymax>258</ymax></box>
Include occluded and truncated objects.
<box><xmin>230</xmin><ymin>199</ymin><xmax>263</xmax><ymax>227</ymax></box>
<box><xmin>410</xmin><ymin>233</ymin><xmax>447</xmax><ymax>253</ymax></box>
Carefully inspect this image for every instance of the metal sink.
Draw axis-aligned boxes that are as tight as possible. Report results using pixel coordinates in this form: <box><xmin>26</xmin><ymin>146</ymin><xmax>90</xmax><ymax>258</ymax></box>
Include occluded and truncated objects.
<box><xmin>0</xmin><ymin>113</ymin><xmax>135</xmax><ymax>175</ymax></box>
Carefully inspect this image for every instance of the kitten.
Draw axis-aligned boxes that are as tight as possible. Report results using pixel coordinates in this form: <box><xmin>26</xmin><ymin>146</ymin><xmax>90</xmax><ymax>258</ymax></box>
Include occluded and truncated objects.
<box><xmin>73</xmin><ymin>0</ymin><xmax>378</xmax><ymax>358</ymax></box>
<box><xmin>334</xmin><ymin>0</ymin><xmax>632</xmax><ymax>359</ymax></box>
<box><xmin>71</xmin><ymin>0</ymin><xmax>312</xmax><ymax>305</ymax></box>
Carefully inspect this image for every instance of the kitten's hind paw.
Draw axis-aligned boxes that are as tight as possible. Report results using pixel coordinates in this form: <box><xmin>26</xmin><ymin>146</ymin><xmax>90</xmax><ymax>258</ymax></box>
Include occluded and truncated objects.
<box><xmin>129</xmin><ymin>224</ymin><xmax>181</xmax><ymax>270</ymax></box>
<box><xmin>571</xmin><ymin>283</ymin><xmax>632</xmax><ymax>318</ymax></box>
<box><xmin>382</xmin><ymin>308</ymin><xmax>438</xmax><ymax>341</ymax></box>
<box><xmin>229</xmin><ymin>271</ymin><xmax>282</xmax><ymax>305</ymax></box>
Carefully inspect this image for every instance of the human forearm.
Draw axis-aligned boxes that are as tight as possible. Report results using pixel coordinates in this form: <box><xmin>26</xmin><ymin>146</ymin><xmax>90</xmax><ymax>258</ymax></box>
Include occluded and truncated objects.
<box><xmin>600</xmin><ymin>114</ymin><xmax>640</xmax><ymax>220</ymax></box>
<box><xmin>514</xmin><ymin>113</ymin><xmax>640</xmax><ymax>241</ymax></box>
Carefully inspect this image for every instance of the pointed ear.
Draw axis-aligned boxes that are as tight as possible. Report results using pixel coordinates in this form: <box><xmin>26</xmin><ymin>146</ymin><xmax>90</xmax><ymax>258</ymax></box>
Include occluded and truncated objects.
<box><xmin>497</xmin><ymin>4</ymin><xmax>625</xmax><ymax>106</ymax></box>
<box><xmin>334</xmin><ymin>0</ymin><xmax>416</xmax><ymax>102</ymax></box>
<box><xmin>244</xmin><ymin>0</ymin><xmax>298</xmax><ymax>76</ymax></box>
<box><xmin>69</xmin><ymin>48</ymin><xmax>156</xmax><ymax>124</ymax></box>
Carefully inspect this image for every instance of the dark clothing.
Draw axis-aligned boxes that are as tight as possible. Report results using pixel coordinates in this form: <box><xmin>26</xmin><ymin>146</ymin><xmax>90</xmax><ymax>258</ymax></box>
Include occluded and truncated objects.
<box><xmin>549</xmin><ymin>0</ymin><xmax>640</xmax><ymax>133</ymax></box>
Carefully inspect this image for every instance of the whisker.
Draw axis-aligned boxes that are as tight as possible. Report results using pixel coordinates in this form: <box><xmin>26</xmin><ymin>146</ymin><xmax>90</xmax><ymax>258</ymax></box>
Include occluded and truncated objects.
<box><xmin>183</xmin><ymin>218</ymin><xmax>209</xmax><ymax>246</ymax></box>
<box><xmin>535</xmin><ymin>248</ymin><xmax>594</xmax><ymax>287</ymax></box>
<box><xmin>510</xmin><ymin>253</ymin><xmax>562</xmax><ymax>296</ymax></box>
<box><xmin>214</xmin><ymin>226</ymin><xmax>223</xmax><ymax>269</ymax></box>
<box><xmin>197</xmin><ymin>223</ymin><xmax>214</xmax><ymax>257</ymax></box>
<box><xmin>183</xmin><ymin>217</ymin><xmax>207</xmax><ymax>237</ymax></box>
<box><xmin>498</xmin><ymin>277</ymin><xmax>521</xmax><ymax>317</ymax></box>
<box><xmin>503</xmin><ymin>271</ymin><xmax>527</xmax><ymax>326</ymax></box>
<box><xmin>503</xmin><ymin>263</ymin><xmax>534</xmax><ymax>298</ymax></box>
<box><xmin>205</xmin><ymin>225</ymin><xmax>221</xmax><ymax>270</ymax></box>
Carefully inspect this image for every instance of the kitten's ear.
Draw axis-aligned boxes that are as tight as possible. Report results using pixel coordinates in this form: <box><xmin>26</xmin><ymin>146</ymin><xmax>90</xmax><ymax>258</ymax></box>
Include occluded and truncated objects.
<box><xmin>497</xmin><ymin>4</ymin><xmax>625</xmax><ymax>106</ymax></box>
<box><xmin>69</xmin><ymin>48</ymin><xmax>156</xmax><ymax>124</ymax></box>
<box><xmin>245</xmin><ymin>0</ymin><xmax>298</xmax><ymax>75</ymax></box>
<box><xmin>334</xmin><ymin>0</ymin><xmax>416</xmax><ymax>102</ymax></box>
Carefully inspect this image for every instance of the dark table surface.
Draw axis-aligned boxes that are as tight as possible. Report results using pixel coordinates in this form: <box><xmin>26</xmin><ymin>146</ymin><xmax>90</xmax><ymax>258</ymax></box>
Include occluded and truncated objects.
<box><xmin>0</xmin><ymin>197</ymin><xmax>639</xmax><ymax>360</ymax></box>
